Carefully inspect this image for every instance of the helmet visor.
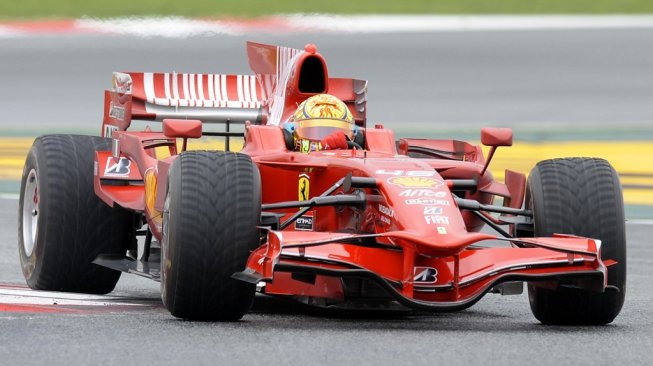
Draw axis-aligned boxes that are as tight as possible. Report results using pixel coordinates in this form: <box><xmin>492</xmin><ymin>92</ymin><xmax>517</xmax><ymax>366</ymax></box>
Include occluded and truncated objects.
<box><xmin>296</xmin><ymin>119</ymin><xmax>354</xmax><ymax>141</ymax></box>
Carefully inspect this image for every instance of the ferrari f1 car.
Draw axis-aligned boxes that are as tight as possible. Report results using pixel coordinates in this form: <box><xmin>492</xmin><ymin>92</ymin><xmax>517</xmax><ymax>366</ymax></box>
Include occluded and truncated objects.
<box><xmin>18</xmin><ymin>42</ymin><xmax>626</xmax><ymax>324</ymax></box>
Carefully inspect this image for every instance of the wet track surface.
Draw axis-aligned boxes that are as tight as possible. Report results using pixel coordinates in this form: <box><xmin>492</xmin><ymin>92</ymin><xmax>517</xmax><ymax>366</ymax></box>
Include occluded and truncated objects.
<box><xmin>1</xmin><ymin>30</ymin><xmax>652</xmax><ymax>364</ymax></box>
<box><xmin>1</xmin><ymin>197</ymin><xmax>651</xmax><ymax>365</ymax></box>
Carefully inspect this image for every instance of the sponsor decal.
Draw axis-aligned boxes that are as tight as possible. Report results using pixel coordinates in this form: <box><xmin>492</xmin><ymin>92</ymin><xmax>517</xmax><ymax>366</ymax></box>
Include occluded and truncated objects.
<box><xmin>388</xmin><ymin>176</ymin><xmax>443</xmax><ymax>189</ymax></box>
<box><xmin>414</xmin><ymin>267</ymin><xmax>438</xmax><ymax>284</ymax></box>
<box><xmin>424</xmin><ymin>215</ymin><xmax>450</xmax><ymax>225</ymax></box>
<box><xmin>109</xmin><ymin>102</ymin><xmax>125</xmax><ymax>121</ymax></box>
<box><xmin>144</xmin><ymin>169</ymin><xmax>162</xmax><ymax>225</ymax></box>
<box><xmin>378</xmin><ymin>204</ymin><xmax>394</xmax><ymax>218</ymax></box>
<box><xmin>399</xmin><ymin>189</ymin><xmax>447</xmax><ymax>197</ymax></box>
<box><xmin>405</xmin><ymin>198</ymin><xmax>450</xmax><ymax>206</ymax></box>
<box><xmin>299</xmin><ymin>140</ymin><xmax>321</xmax><ymax>153</ymax></box>
<box><xmin>104</xmin><ymin>157</ymin><xmax>131</xmax><ymax>177</ymax></box>
<box><xmin>104</xmin><ymin>125</ymin><xmax>118</xmax><ymax>138</ymax></box>
<box><xmin>423</xmin><ymin>207</ymin><xmax>443</xmax><ymax>215</ymax></box>
<box><xmin>437</xmin><ymin>227</ymin><xmax>447</xmax><ymax>235</ymax></box>
<box><xmin>295</xmin><ymin>215</ymin><xmax>314</xmax><ymax>231</ymax></box>
<box><xmin>112</xmin><ymin>72</ymin><xmax>133</xmax><ymax>94</ymax></box>
<box><xmin>298</xmin><ymin>173</ymin><xmax>310</xmax><ymax>201</ymax></box>
<box><xmin>300</xmin><ymin>139</ymin><xmax>310</xmax><ymax>153</ymax></box>
<box><xmin>375</xmin><ymin>170</ymin><xmax>436</xmax><ymax>177</ymax></box>
<box><xmin>379</xmin><ymin>215</ymin><xmax>391</xmax><ymax>226</ymax></box>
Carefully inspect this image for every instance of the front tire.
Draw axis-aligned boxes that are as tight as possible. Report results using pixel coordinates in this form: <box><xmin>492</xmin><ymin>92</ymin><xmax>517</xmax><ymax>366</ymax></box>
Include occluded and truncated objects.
<box><xmin>18</xmin><ymin>135</ymin><xmax>134</xmax><ymax>294</ymax></box>
<box><xmin>161</xmin><ymin>151</ymin><xmax>261</xmax><ymax>321</ymax></box>
<box><xmin>526</xmin><ymin>158</ymin><xmax>626</xmax><ymax>325</ymax></box>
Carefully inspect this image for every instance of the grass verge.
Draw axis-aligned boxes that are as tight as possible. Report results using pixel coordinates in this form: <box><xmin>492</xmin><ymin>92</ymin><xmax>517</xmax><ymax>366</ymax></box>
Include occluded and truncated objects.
<box><xmin>1</xmin><ymin>0</ymin><xmax>653</xmax><ymax>19</ymax></box>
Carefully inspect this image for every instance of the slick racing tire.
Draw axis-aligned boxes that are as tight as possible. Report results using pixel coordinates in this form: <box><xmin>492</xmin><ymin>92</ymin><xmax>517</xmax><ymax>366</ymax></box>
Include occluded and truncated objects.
<box><xmin>18</xmin><ymin>135</ymin><xmax>134</xmax><ymax>294</ymax></box>
<box><xmin>526</xmin><ymin>158</ymin><xmax>626</xmax><ymax>325</ymax></box>
<box><xmin>161</xmin><ymin>151</ymin><xmax>261</xmax><ymax>321</ymax></box>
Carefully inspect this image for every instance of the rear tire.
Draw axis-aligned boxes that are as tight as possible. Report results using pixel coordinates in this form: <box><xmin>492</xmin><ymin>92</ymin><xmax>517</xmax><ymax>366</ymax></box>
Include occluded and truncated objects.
<box><xmin>161</xmin><ymin>151</ymin><xmax>261</xmax><ymax>321</ymax></box>
<box><xmin>526</xmin><ymin>158</ymin><xmax>626</xmax><ymax>325</ymax></box>
<box><xmin>18</xmin><ymin>135</ymin><xmax>134</xmax><ymax>294</ymax></box>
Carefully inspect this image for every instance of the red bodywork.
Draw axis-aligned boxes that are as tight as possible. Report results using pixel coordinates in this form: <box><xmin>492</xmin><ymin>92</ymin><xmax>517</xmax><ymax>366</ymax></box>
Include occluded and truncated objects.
<box><xmin>93</xmin><ymin>42</ymin><xmax>610</xmax><ymax>311</ymax></box>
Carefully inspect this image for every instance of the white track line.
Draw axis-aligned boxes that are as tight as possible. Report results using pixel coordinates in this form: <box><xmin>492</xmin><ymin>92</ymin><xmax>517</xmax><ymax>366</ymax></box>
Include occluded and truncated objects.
<box><xmin>76</xmin><ymin>16</ymin><xmax>240</xmax><ymax>37</ymax></box>
<box><xmin>0</xmin><ymin>26</ymin><xmax>21</xmax><ymax>37</ymax></box>
<box><xmin>0</xmin><ymin>288</ymin><xmax>146</xmax><ymax>307</ymax></box>
<box><xmin>288</xmin><ymin>15</ymin><xmax>653</xmax><ymax>33</ymax></box>
<box><xmin>0</xmin><ymin>193</ymin><xmax>19</xmax><ymax>200</ymax></box>
<box><xmin>627</xmin><ymin>219</ymin><xmax>653</xmax><ymax>225</ymax></box>
<box><xmin>3</xmin><ymin>15</ymin><xmax>653</xmax><ymax>39</ymax></box>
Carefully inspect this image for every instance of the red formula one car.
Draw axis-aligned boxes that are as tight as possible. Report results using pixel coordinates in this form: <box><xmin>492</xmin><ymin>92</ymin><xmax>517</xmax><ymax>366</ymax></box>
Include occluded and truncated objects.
<box><xmin>18</xmin><ymin>42</ymin><xmax>626</xmax><ymax>324</ymax></box>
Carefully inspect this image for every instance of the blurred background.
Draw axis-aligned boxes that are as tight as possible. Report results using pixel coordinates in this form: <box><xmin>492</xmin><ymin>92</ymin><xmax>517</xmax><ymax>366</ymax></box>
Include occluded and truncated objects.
<box><xmin>1</xmin><ymin>0</ymin><xmax>652</xmax><ymax>217</ymax></box>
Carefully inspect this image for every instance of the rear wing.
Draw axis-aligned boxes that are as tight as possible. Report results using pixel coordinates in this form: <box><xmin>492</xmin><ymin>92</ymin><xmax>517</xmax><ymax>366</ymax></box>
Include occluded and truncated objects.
<box><xmin>102</xmin><ymin>72</ymin><xmax>263</xmax><ymax>137</ymax></box>
<box><xmin>102</xmin><ymin>42</ymin><xmax>368</xmax><ymax>138</ymax></box>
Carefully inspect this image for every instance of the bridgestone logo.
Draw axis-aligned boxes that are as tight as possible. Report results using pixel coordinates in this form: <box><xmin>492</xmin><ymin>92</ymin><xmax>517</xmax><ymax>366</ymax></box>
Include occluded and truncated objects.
<box><xmin>104</xmin><ymin>125</ymin><xmax>118</xmax><ymax>138</ymax></box>
<box><xmin>104</xmin><ymin>157</ymin><xmax>131</xmax><ymax>176</ymax></box>
<box><xmin>414</xmin><ymin>267</ymin><xmax>438</xmax><ymax>284</ymax></box>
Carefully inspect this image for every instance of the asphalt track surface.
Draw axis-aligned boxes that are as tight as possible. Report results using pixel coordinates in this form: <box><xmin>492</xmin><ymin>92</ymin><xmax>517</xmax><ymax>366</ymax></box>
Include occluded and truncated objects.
<box><xmin>1</xmin><ymin>196</ymin><xmax>652</xmax><ymax>365</ymax></box>
<box><xmin>1</xmin><ymin>30</ymin><xmax>652</xmax><ymax>138</ymax></box>
<box><xmin>1</xmin><ymin>31</ymin><xmax>652</xmax><ymax>365</ymax></box>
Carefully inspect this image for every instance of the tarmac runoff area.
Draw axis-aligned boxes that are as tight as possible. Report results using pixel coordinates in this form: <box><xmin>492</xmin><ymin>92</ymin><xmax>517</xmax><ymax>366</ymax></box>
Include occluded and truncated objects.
<box><xmin>1</xmin><ymin>137</ymin><xmax>652</xmax><ymax>218</ymax></box>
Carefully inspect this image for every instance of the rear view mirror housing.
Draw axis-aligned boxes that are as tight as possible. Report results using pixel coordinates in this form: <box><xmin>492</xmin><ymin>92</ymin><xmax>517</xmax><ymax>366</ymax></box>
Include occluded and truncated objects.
<box><xmin>480</xmin><ymin>127</ymin><xmax>513</xmax><ymax>176</ymax></box>
<box><xmin>163</xmin><ymin>119</ymin><xmax>202</xmax><ymax>139</ymax></box>
<box><xmin>163</xmin><ymin>119</ymin><xmax>203</xmax><ymax>152</ymax></box>
<box><xmin>481</xmin><ymin>127</ymin><xmax>513</xmax><ymax>147</ymax></box>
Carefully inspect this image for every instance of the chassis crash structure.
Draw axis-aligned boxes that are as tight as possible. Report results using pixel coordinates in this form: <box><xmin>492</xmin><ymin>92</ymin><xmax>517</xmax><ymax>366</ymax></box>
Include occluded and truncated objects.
<box><xmin>19</xmin><ymin>42</ymin><xmax>626</xmax><ymax>324</ymax></box>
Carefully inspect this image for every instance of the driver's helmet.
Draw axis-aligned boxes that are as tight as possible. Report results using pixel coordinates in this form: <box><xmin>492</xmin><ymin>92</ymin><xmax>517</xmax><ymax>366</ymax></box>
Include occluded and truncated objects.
<box><xmin>289</xmin><ymin>94</ymin><xmax>355</xmax><ymax>152</ymax></box>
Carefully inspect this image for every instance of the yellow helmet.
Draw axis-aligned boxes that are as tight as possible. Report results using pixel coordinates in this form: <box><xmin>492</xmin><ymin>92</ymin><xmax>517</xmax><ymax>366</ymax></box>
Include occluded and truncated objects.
<box><xmin>291</xmin><ymin>94</ymin><xmax>355</xmax><ymax>142</ymax></box>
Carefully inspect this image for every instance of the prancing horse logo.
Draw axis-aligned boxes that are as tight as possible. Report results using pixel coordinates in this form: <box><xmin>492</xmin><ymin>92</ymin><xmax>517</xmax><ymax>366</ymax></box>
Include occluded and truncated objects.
<box><xmin>298</xmin><ymin>174</ymin><xmax>310</xmax><ymax>201</ymax></box>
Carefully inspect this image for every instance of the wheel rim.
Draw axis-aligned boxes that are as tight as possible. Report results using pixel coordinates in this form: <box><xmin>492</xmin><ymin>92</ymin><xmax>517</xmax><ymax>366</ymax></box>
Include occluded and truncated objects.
<box><xmin>22</xmin><ymin>169</ymin><xmax>39</xmax><ymax>256</ymax></box>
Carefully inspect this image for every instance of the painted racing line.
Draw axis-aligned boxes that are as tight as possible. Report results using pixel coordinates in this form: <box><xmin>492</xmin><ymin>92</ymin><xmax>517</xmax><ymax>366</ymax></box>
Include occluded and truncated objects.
<box><xmin>1</xmin><ymin>137</ymin><xmax>651</xmax><ymax>205</ymax></box>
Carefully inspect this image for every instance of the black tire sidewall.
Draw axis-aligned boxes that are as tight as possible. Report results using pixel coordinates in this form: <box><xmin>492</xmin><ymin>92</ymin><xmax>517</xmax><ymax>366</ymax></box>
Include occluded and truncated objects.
<box><xmin>161</xmin><ymin>151</ymin><xmax>261</xmax><ymax>320</ymax></box>
<box><xmin>526</xmin><ymin>158</ymin><xmax>626</xmax><ymax>325</ymax></box>
<box><xmin>17</xmin><ymin>135</ymin><xmax>132</xmax><ymax>293</ymax></box>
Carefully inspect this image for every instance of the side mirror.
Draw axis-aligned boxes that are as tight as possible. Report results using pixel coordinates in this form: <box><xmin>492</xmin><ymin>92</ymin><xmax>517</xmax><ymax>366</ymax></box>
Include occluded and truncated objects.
<box><xmin>481</xmin><ymin>127</ymin><xmax>513</xmax><ymax>147</ymax></box>
<box><xmin>163</xmin><ymin>119</ymin><xmax>202</xmax><ymax>139</ymax></box>
<box><xmin>163</xmin><ymin>119</ymin><xmax>202</xmax><ymax>152</ymax></box>
<box><xmin>480</xmin><ymin>127</ymin><xmax>513</xmax><ymax>176</ymax></box>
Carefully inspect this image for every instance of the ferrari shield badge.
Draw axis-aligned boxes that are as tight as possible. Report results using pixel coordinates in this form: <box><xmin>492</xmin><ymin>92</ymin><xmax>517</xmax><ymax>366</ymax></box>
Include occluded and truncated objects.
<box><xmin>298</xmin><ymin>173</ymin><xmax>310</xmax><ymax>201</ymax></box>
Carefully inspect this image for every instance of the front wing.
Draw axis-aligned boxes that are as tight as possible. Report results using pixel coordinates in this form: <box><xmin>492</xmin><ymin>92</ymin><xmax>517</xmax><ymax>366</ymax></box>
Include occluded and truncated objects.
<box><xmin>234</xmin><ymin>230</ymin><xmax>612</xmax><ymax>311</ymax></box>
